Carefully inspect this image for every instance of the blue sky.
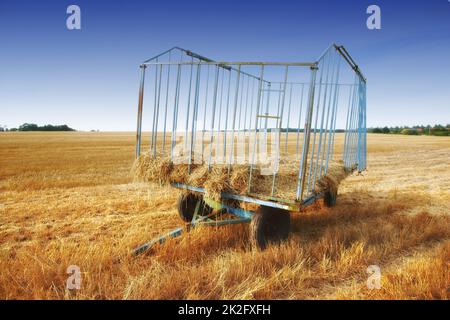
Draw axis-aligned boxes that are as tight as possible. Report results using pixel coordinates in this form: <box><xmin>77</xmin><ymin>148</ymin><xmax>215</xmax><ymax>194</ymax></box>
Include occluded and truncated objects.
<box><xmin>0</xmin><ymin>0</ymin><xmax>449</xmax><ymax>131</ymax></box>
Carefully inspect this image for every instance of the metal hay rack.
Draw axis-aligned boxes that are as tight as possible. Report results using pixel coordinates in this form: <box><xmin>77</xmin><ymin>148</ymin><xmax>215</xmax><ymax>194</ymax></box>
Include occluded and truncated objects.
<box><xmin>134</xmin><ymin>44</ymin><xmax>367</xmax><ymax>253</ymax></box>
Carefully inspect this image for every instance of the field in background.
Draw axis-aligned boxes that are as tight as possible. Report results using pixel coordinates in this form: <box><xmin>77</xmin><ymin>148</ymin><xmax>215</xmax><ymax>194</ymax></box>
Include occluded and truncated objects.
<box><xmin>0</xmin><ymin>132</ymin><xmax>449</xmax><ymax>299</ymax></box>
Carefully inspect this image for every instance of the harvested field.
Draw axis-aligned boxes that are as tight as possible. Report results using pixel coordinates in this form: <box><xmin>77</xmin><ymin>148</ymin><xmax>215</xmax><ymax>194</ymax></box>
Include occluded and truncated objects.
<box><xmin>0</xmin><ymin>132</ymin><xmax>449</xmax><ymax>299</ymax></box>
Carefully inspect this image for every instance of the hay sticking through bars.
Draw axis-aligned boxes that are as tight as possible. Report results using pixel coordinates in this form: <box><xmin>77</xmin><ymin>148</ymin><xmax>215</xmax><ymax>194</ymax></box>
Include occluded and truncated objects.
<box><xmin>204</xmin><ymin>166</ymin><xmax>230</xmax><ymax>201</ymax></box>
<box><xmin>187</xmin><ymin>165</ymin><xmax>210</xmax><ymax>187</ymax></box>
<box><xmin>131</xmin><ymin>153</ymin><xmax>151</xmax><ymax>181</ymax></box>
<box><xmin>170</xmin><ymin>164</ymin><xmax>191</xmax><ymax>184</ymax></box>
<box><xmin>132</xmin><ymin>154</ymin><xmax>350</xmax><ymax>202</ymax></box>
<box><xmin>169</xmin><ymin>154</ymin><xmax>200</xmax><ymax>184</ymax></box>
<box><xmin>229</xmin><ymin>165</ymin><xmax>261</xmax><ymax>194</ymax></box>
<box><xmin>317</xmin><ymin>160</ymin><xmax>349</xmax><ymax>195</ymax></box>
<box><xmin>229</xmin><ymin>165</ymin><xmax>250</xmax><ymax>193</ymax></box>
<box><xmin>131</xmin><ymin>153</ymin><xmax>173</xmax><ymax>185</ymax></box>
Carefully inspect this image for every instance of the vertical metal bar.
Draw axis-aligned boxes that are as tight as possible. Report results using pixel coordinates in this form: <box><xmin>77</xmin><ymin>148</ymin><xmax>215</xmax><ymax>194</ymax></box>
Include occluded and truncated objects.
<box><xmin>258</xmin><ymin>83</ymin><xmax>266</xmax><ymax>130</ymax></box>
<box><xmin>357</xmin><ymin>77</ymin><xmax>366</xmax><ymax>172</ymax></box>
<box><xmin>237</xmin><ymin>74</ymin><xmax>245</xmax><ymax>149</ymax></box>
<box><xmin>228</xmin><ymin>65</ymin><xmax>241</xmax><ymax>173</ymax></box>
<box><xmin>184</xmin><ymin>57</ymin><xmax>194</xmax><ymax>150</ymax></box>
<box><xmin>223</xmin><ymin>70</ymin><xmax>232</xmax><ymax>161</ymax></box>
<box><xmin>363</xmin><ymin>82</ymin><xmax>366</xmax><ymax>169</ymax></box>
<box><xmin>170</xmin><ymin>64</ymin><xmax>182</xmax><ymax>161</ymax></box>
<box><xmin>284</xmin><ymin>83</ymin><xmax>293</xmax><ymax>154</ymax></box>
<box><xmin>193</xmin><ymin>65</ymin><xmax>202</xmax><ymax>148</ymax></box>
<box><xmin>343</xmin><ymin>82</ymin><xmax>354</xmax><ymax>167</ymax></box>
<box><xmin>215</xmin><ymin>68</ymin><xmax>224</xmax><ymax>162</ymax></box>
<box><xmin>363</xmin><ymin>80</ymin><xmax>366</xmax><ymax>170</ymax></box>
<box><xmin>352</xmin><ymin>78</ymin><xmax>360</xmax><ymax>168</ymax></box>
<box><xmin>262</xmin><ymin>83</ymin><xmax>271</xmax><ymax>152</ymax></box>
<box><xmin>306</xmin><ymin>53</ymin><xmax>328</xmax><ymax>193</ymax></box>
<box><xmin>248</xmin><ymin>65</ymin><xmax>265</xmax><ymax>193</ymax></box>
<box><xmin>296</xmin><ymin>66</ymin><xmax>318</xmax><ymax>201</ymax></box>
<box><xmin>312</xmin><ymin>52</ymin><xmax>333</xmax><ymax>191</ymax></box>
<box><xmin>201</xmin><ymin>65</ymin><xmax>210</xmax><ymax>160</ymax></box>
<box><xmin>162</xmin><ymin>51</ymin><xmax>172</xmax><ymax>155</ymax></box>
<box><xmin>188</xmin><ymin>64</ymin><xmax>201</xmax><ymax>172</ymax></box>
<box><xmin>317</xmin><ymin>52</ymin><xmax>339</xmax><ymax>182</ymax></box>
<box><xmin>248</xmin><ymin>78</ymin><xmax>255</xmax><ymax>133</ymax></box>
<box><xmin>243</xmin><ymin>76</ymin><xmax>250</xmax><ymax>162</ymax></box>
<box><xmin>363</xmin><ymin>81</ymin><xmax>367</xmax><ymax>170</ymax></box>
<box><xmin>170</xmin><ymin>52</ymin><xmax>183</xmax><ymax>161</ymax></box>
<box><xmin>346</xmin><ymin>83</ymin><xmax>355</xmax><ymax>168</ymax></box>
<box><xmin>360</xmin><ymin>81</ymin><xmax>364</xmax><ymax>170</ymax></box>
<box><xmin>135</xmin><ymin>65</ymin><xmax>147</xmax><ymax>159</ymax></box>
<box><xmin>247</xmin><ymin>78</ymin><xmax>256</xmax><ymax>162</ymax></box>
<box><xmin>325</xmin><ymin>78</ymin><xmax>341</xmax><ymax>174</ymax></box>
<box><xmin>208</xmin><ymin>66</ymin><xmax>220</xmax><ymax>169</ymax></box>
<box><xmin>354</xmin><ymin>84</ymin><xmax>360</xmax><ymax>168</ymax></box>
<box><xmin>271</xmin><ymin>66</ymin><xmax>289</xmax><ymax>196</ymax></box>
<box><xmin>355</xmin><ymin>79</ymin><xmax>360</xmax><ymax>170</ymax></box>
<box><xmin>276</xmin><ymin>82</ymin><xmax>282</xmax><ymax>121</ymax></box>
<box><xmin>152</xmin><ymin>64</ymin><xmax>163</xmax><ymax>158</ymax></box>
<box><xmin>342</xmin><ymin>85</ymin><xmax>350</xmax><ymax>166</ymax></box>
<box><xmin>295</xmin><ymin>84</ymin><xmax>305</xmax><ymax>156</ymax></box>
<box><xmin>348</xmin><ymin>78</ymin><xmax>358</xmax><ymax>168</ymax></box>
<box><xmin>321</xmin><ymin>57</ymin><xmax>340</xmax><ymax>176</ymax></box>
<box><xmin>150</xmin><ymin>60</ymin><xmax>158</xmax><ymax>154</ymax></box>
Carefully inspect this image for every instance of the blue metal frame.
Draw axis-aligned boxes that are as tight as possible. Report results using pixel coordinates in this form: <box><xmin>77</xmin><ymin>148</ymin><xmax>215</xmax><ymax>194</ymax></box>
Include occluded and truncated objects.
<box><xmin>133</xmin><ymin>197</ymin><xmax>252</xmax><ymax>255</ymax></box>
<box><xmin>171</xmin><ymin>182</ymin><xmax>327</xmax><ymax>212</ymax></box>
<box><xmin>134</xmin><ymin>227</ymin><xmax>183</xmax><ymax>255</ymax></box>
<box><xmin>172</xmin><ymin>182</ymin><xmax>298</xmax><ymax>211</ymax></box>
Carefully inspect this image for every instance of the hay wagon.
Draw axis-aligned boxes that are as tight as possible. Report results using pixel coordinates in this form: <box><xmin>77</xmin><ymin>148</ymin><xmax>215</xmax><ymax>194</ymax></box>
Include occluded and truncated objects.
<box><xmin>133</xmin><ymin>44</ymin><xmax>366</xmax><ymax>254</ymax></box>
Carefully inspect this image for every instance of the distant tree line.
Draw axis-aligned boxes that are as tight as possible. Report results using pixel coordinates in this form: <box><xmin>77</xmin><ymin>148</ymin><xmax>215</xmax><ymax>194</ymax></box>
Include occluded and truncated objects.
<box><xmin>368</xmin><ymin>124</ymin><xmax>449</xmax><ymax>136</ymax></box>
<box><xmin>5</xmin><ymin>123</ymin><xmax>76</xmax><ymax>132</ymax></box>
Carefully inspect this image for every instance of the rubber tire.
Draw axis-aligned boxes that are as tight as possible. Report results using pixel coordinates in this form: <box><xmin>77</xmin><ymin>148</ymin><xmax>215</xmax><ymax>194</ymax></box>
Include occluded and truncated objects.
<box><xmin>250</xmin><ymin>206</ymin><xmax>291</xmax><ymax>250</ymax></box>
<box><xmin>177</xmin><ymin>193</ymin><xmax>212</xmax><ymax>222</ymax></box>
<box><xmin>323</xmin><ymin>188</ymin><xmax>338</xmax><ymax>207</ymax></box>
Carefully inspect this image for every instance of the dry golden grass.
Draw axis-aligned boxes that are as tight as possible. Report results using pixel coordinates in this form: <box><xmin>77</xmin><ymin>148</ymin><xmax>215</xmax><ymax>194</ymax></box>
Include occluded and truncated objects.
<box><xmin>0</xmin><ymin>132</ymin><xmax>449</xmax><ymax>299</ymax></box>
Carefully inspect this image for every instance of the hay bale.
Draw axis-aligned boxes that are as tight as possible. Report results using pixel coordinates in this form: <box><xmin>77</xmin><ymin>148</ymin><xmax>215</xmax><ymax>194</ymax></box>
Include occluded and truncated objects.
<box><xmin>168</xmin><ymin>154</ymin><xmax>200</xmax><ymax>184</ymax></box>
<box><xmin>229</xmin><ymin>165</ymin><xmax>249</xmax><ymax>193</ymax></box>
<box><xmin>131</xmin><ymin>153</ymin><xmax>151</xmax><ymax>181</ymax></box>
<box><xmin>131</xmin><ymin>153</ymin><xmax>173</xmax><ymax>185</ymax></box>
<box><xmin>317</xmin><ymin>160</ymin><xmax>348</xmax><ymax>195</ymax></box>
<box><xmin>169</xmin><ymin>164</ymin><xmax>191</xmax><ymax>184</ymax></box>
<box><xmin>204</xmin><ymin>166</ymin><xmax>229</xmax><ymax>201</ymax></box>
<box><xmin>229</xmin><ymin>165</ymin><xmax>261</xmax><ymax>195</ymax></box>
<box><xmin>132</xmin><ymin>153</ymin><xmax>349</xmax><ymax>202</ymax></box>
<box><xmin>156</xmin><ymin>159</ymin><xmax>173</xmax><ymax>184</ymax></box>
<box><xmin>187</xmin><ymin>165</ymin><xmax>209</xmax><ymax>187</ymax></box>
<box><xmin>318</xmin><ymin>175</ymin><xmax>338</xmax><ymax>195</ymax></box>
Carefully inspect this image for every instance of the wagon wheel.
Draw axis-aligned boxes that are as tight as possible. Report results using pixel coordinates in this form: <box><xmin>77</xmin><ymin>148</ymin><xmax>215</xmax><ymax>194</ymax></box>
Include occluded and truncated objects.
<box><xmin>323</xmin><ymin>187</ymin><xmax>338</xmax><ymax>207</ymax></box>
<box><xmin>177</xmin><ymin>193</ymin><xmax>213</xmax><ymax>223</ymax></box>
<box><xmin>250</xmin><ymin>206</ymin><xmax>291</xmax><ymax>250</ymax></box>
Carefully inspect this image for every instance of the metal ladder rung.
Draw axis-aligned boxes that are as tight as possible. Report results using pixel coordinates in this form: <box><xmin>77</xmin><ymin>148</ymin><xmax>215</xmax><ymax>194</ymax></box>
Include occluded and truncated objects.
<box><xmin>261</xmin><ymin>89</ymin><xmax>285</xmax><ymax>92</ymax></box>
<box><xmin>257</xmin><ymin>114</ymin><xmax>280</xmax><ymax>119</ymax></box>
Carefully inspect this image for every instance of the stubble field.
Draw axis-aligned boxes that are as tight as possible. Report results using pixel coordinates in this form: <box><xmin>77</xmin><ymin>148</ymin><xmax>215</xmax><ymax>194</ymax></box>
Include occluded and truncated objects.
<box><xmin>0</xmin><ymin>132</ymin><xmax>449</xmax><ymax>299</ymax></box>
